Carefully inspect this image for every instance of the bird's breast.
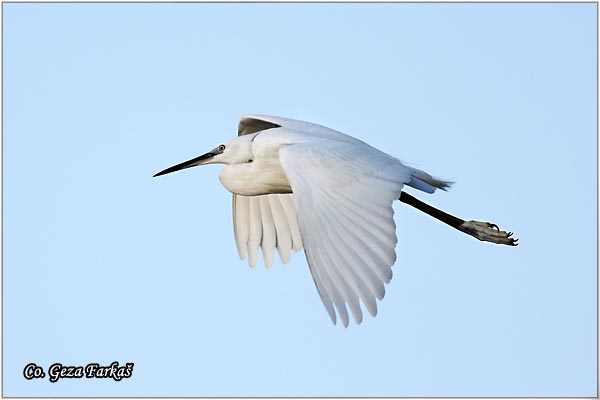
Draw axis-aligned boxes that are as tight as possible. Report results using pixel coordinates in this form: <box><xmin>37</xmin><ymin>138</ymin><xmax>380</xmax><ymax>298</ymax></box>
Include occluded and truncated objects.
<box><xmin>219</xmin><ymin>159</ymin><xmax>292</xmax><ymax>196</ymax></box>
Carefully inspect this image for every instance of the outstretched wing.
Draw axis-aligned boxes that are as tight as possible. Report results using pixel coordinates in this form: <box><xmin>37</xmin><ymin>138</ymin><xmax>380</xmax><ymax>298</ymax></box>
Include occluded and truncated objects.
<box><xmin>279</xmin><ymin>140</ymin><xmax>412</xmax><ymax>327</ymax></box>
<box><xmin>232</xmin><ymin>194</ymin><xmax>303</xmax><ymax>267</ymax></box>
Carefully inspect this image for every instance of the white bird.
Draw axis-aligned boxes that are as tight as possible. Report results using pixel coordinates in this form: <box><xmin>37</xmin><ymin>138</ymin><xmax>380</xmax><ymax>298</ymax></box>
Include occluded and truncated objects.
<box><xmin>155</xmin><ymin>115</ymin><xmax>517</xmax><ymax>327</ymax></box>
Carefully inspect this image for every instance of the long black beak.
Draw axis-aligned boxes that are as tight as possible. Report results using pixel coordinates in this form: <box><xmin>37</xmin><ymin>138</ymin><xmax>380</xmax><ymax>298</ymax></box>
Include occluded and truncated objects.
<box><xmin>153</xmin><ymin>152</ymin><xmax>216</xmax><ymax>177</ymax></box>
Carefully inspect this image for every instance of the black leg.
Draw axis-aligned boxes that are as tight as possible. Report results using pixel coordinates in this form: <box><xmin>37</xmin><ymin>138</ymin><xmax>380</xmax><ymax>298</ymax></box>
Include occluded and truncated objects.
<box><xmin>399</xmin><ymin>191</ymin><xmax>518</xmax><ymax>246</ymax></box>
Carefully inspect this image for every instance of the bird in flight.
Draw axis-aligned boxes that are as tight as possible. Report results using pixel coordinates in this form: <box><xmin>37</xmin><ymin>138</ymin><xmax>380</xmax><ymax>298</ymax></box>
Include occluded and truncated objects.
<box><xmin>154</xmin><ymin>115</ymin><xmax>517</xmax><ymax>327</ymax></box>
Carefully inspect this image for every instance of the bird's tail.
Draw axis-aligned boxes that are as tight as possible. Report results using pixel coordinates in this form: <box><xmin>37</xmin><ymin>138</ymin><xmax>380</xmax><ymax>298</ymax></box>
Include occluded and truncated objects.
<box><xmin>406</xmin><ymin>168</ymin><xmax>453</xmax><ymax>194</ymax></box>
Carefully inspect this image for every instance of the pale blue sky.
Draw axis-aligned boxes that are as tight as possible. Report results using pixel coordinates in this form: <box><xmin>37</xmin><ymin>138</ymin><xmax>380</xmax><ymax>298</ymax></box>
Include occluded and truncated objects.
<box><xmin>3</xmin><ymin>2</ymin><xmax>597</xmax><ymax>397</ymax></box>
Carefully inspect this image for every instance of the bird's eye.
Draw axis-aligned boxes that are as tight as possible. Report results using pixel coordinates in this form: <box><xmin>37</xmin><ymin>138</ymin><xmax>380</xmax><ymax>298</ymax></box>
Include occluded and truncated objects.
<box><xmin>217</xmin><ymin>144</ymin><xmax>226</xmax><ymax>152</ymax></box>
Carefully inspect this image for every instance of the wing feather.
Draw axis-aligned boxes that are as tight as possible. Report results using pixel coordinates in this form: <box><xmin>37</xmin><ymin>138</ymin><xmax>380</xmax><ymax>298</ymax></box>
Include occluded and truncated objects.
<box><xmin>259</xmin><ymin>196</ymin><xmax>276</xmax><ymax>267</ymax></box>
<box><xmin>322</xmin><ymin>190</ymin><xmax>397</xmax><ymax>279</ymax></box>
<box><xmin>315</xmin><ymin>224</ymin><xmax>369</xmax><ymax>324</ymax></box>
<box><xmin>279</xmin><ymin>140</ymin><xmax>411</xmax><ymax>325</ymax></box>
<box><xmin>232</xmin><ymin>194</ymin><xmax>303</xmax><ymax>268</ymax></box>
<box><xmin>247</xmin><ymin>197</ymin><xmax>263</xmax><ymax>267</ymax></box>
<box><xmin>309</xmin><ymin>223</ymin><xmax>353</xmax><ymax>327</ymax></box>
<box><xmin>232</xmin><ymin>195</ymin><xmax>250</xmax><ymax>259</ymax></box>
<box><xmin>279</xmin><ymin>195</ymin><xmax>303</xmax><ymax>251</ymax></box>
<box><xmin>303</xmin><ymin>239</ymin><xmax>339</xmax><ymax>325</ymax></box>
<box><xmin>268</xmin><ymin>195</ymin><xmax>293</xmax><ymax>264</ymax></box>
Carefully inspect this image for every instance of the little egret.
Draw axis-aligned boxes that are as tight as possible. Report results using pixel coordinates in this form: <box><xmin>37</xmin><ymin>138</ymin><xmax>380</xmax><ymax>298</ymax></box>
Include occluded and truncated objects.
<box><xmin>155</xmin><ymin>115</ymin><xmax>517</xmax><ymax>327</ymax></box>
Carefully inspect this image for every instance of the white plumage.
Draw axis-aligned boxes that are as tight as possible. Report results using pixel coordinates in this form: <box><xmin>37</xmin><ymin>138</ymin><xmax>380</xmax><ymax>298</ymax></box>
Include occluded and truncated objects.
<box><xmin>154</xmin><ymin>114</ymin><xmax>516</xmax><ymax>327</ymax></box>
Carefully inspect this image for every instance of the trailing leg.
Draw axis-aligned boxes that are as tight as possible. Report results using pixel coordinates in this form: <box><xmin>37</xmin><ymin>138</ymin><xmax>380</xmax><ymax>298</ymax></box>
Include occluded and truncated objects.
<box><xmin>399</xmin><ymin>191</ymin><xmax>518</xmax><ymax>246</ymax></box>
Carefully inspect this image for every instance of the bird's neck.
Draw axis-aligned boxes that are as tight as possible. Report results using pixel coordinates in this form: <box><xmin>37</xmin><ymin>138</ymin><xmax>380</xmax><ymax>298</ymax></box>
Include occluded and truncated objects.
<box><xmin>219</xmin><ymin>160</ymin><xmax>292</xmax><ymax>196</ymax></box>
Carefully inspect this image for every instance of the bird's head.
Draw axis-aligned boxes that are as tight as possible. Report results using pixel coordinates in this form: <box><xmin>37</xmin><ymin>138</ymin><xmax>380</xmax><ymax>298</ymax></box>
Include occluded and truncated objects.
<box><xmin>153</xmin><ymin>135</ymin><xmax>255</xmax><ymax>177</ymax></box>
